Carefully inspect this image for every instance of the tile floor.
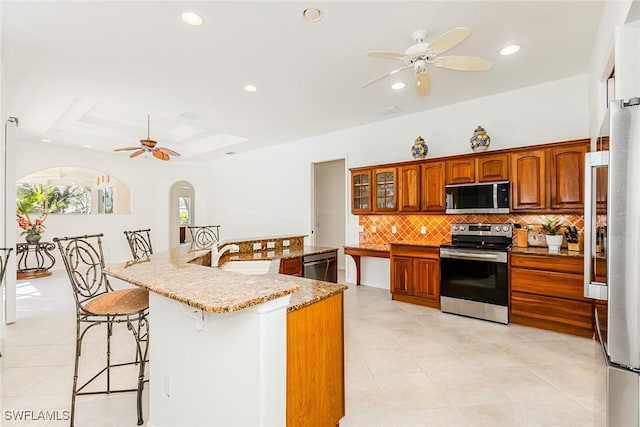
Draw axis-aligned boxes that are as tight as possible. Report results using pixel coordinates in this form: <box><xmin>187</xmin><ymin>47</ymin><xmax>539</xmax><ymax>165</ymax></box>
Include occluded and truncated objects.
<box><xmin>1</xmin><ymin>271</ymin><xmax>606</xmax><ymax>426</ymax></box>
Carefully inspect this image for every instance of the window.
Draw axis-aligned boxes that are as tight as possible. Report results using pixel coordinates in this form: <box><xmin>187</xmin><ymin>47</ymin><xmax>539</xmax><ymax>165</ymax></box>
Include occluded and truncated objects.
<box><xmin>16</xmin><ymin>183</ymin><xmax>91</xmax><ymax>215</ymax></box>
<box><xmin>179</xmin><ymin>196</ymin><xmax>191</xmax><ymax>225</ymax></box>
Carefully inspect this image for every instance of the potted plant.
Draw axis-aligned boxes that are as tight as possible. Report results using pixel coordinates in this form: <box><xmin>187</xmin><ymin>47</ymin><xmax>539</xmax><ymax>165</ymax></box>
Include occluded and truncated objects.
<box><xmin>542</xmin><ymin>217</ymin><xmax>564</xmax><ymax>251</ymax></box>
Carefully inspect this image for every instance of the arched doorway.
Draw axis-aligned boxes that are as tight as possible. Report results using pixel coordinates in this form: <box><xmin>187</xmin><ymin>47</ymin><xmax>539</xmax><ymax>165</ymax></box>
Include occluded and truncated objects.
<box><xmin>169</xmin><ymin>181</ymin><xmax>194</xmax><ymax>247</ymax></box>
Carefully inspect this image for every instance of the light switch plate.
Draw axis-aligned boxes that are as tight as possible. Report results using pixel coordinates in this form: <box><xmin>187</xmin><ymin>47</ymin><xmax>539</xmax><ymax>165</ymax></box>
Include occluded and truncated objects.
<box><xmin>391</xmin><ymin>226</ymin><xmax>397</xmax><ymax>234</ymax></box>
<box><xmin>420</xmin><ymin>226</ymin><xmax>427</xmax><ymax>234</ymax></box>
<box><xmin>371</xmin><ymin>225</ymin><xmax>377</xmax><ymax>233</ymax></box>
<box><xmin>253</xmin><ymin>242</ymin><xmax>262</xmax><ymax>250</ymax></box>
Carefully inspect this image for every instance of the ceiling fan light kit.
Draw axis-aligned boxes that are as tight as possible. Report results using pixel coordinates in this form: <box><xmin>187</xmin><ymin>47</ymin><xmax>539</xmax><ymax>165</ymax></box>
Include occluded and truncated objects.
<box><xmin>114</xmin><ymin>115</ymin><xmax>181</xmax><ymax>161</ymax></box>
<box><xmin>363</xmin><ymin>27</ymin><xmax>492</xmax><ymax>97</ymax></box>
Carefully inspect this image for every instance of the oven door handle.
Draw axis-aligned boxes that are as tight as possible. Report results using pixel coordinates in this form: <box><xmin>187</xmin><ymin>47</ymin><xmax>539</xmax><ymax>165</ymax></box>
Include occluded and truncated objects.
<box><xmin>440</xmin><ymin>250</ymin><xmax>507</xmax><ymax>263</ymax></box>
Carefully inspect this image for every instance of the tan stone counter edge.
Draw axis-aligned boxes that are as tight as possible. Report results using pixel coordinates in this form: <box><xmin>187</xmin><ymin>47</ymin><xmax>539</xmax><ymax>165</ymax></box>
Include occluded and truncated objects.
<box><xmin>510</xmin><ymin>246</ymin><xmax>585</xmax><ymax>258</ymax></box>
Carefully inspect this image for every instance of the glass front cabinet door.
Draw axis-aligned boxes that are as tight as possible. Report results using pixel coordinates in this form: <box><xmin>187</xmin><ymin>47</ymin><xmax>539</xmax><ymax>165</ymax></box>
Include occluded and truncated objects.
<box><xmin>350</xmin><ymin>169</ymin><xmax>372</xmax><ymax>214</ymax></box>
<box><xmin>373</xmin><ymin>167</ymin><xmax>397</xmax><ymax>212</ymax></box>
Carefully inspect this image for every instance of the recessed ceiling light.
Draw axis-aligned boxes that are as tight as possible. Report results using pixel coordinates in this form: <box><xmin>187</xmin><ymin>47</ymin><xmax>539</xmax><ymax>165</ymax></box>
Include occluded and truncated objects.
<box><xmin>41</xmin><ymin>138</ymin><xmax>52</xmax><ymax>143</ymax></box>
<box><xmin>500</xmin><ymin>44</ymin><xmax>520</xmax><ymax>56</ymax></box>
<box><xmin>302</xmin><ymin>8</ymin><xmax>323</xmax><ymax>23</ymax></box>
<box><xmin>182</xmin><ymin>12</ymin><xmax>203</xmax><ymax>26</ymax></box>
<box><xmin>391</xmin><ymin>82</ymin><xmax>406</xmax><ymax>90</ymax></box>
<box><xmin>243</xmin><ymin>84</ymin><xmax>258</xmax><ymax>93</ymax></box>
<box><xmin>83</xmin><ymin>144</ymin><xmax>92</xmax><ymax>148</ymax></box>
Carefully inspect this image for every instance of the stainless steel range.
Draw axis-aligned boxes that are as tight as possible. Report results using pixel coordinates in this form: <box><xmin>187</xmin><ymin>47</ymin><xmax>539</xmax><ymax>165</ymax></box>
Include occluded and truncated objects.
<box><xmin>439</xmin><ymin>223</ymin><xmax>512</xmax><ymax>324</ymax></box>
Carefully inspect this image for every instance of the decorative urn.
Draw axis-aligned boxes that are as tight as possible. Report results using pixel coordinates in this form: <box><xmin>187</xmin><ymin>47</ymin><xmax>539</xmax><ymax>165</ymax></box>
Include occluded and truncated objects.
<box><xmin>470</xmin><ymin>125</ymin><xmax>491</xmax><ymax>152</ymax></box>
<box><xmin>411</xmin><ymin>136</ymin><xmax>428</xmax><ymax>159</ymax></box>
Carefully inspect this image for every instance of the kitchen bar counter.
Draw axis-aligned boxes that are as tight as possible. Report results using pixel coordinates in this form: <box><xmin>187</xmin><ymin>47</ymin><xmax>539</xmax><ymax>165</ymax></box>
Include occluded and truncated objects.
<box><xmin>106</xmin><ymin>243</ymin><xmax>346</xmax><ymax>314</ymax></box>
<box><xmin>344</xmin><ymin>244</ymin><xmax>390</xmax><ymax>286</ymax></box>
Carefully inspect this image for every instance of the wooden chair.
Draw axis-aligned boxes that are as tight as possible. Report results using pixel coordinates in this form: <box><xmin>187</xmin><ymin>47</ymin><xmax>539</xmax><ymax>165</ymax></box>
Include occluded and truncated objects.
<box><xmin>54</xmin><ymin>234</ymin><xmax>149</xmax><ymax>426</ymax></box>
<box><xmin>187</xmin><ymin>225</ymin><xmax>220</xmax><ymax>249</ymax></box>
<box><xmin>123</xmin><ymin>229</ymin><xmax>153</xmax><ymax>261</ymax></box>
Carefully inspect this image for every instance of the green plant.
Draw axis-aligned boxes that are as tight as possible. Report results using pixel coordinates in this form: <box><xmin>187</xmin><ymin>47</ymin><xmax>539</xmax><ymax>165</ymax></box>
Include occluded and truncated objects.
<box><xmin>541</xmin><ymin>217</ymin><xmax>563</xmax><ymax>235</ymax></box>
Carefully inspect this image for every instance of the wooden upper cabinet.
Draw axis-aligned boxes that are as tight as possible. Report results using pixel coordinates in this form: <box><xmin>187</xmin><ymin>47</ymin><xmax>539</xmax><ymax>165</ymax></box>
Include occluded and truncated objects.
<box><xmin>373</xmin><ymin>167</ymin><xmax>397</xmax><ymax>212</ymax></box>
<box><xmin>350</xmin><ymin>169</ymin><xmax>372</xmax><ymax>214</ymax></box>
<box><xmin>511</xmin><ymin>149</ymin><xmax>546</xmax><ymax>211</ymax></box>
<box><xmin>446</xmin><ymin>158</ymin><xmax>475</xmax><ymax>184</ymax></box>
<box><xmin>421</xmin><ymin>161</ymin><xmax>446</xmax><ymax>212</ymax></box>
<box><xmin>476</xmin><ymin>154</ymin><xmax>509</xmax><ymax>182</ymax></box>
<box><xmin>398</xmin><ymin>164</ymin><xmax>421</xmax><ymax>212</ymax></box>
<box><xmin>549</xmin><ymin>141</ymin><xmax>589</xmax><ymax>210</ymax></box>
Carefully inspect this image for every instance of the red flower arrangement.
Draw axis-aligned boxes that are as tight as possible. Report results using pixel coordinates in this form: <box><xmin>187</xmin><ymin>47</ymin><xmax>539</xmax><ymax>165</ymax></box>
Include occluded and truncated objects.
<box><xmin>16</xmin><ymin>212</ymin><xmax>47</xmax><ymax>236</ymax></box>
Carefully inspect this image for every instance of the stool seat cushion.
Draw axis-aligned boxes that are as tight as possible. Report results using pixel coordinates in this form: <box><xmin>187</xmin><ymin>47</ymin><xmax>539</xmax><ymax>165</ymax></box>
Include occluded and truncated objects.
<box><xmin>82</xmin><ymin>288</ymin><xmax>149</xmax><ymax>315</ymax></box>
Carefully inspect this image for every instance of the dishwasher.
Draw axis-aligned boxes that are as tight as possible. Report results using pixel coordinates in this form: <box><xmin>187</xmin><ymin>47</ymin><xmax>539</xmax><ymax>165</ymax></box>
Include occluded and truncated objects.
<box><xmin>302</xmin><ymin>251</ymin><xmax>337</xmax><ymax>283</ymax></box>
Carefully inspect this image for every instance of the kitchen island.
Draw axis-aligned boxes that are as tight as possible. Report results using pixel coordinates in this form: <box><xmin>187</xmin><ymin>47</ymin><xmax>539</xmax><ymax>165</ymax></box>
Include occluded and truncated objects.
<box><xmin>105</xmin><ymin>240</ymin><xmax>346</xmax><ymax>427</ymax></box>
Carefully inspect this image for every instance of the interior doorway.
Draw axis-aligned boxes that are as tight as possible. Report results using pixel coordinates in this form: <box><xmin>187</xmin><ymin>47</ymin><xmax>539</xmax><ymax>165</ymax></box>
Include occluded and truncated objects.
<box><xmin>169</xmin><ymin>181</ymin><xmax>194</xmax><ymax>247</ymax></box>
<box><xmin>313</xmin><ymin>159</ymin><xmax>346</xmax><ymax>270</ymax></box>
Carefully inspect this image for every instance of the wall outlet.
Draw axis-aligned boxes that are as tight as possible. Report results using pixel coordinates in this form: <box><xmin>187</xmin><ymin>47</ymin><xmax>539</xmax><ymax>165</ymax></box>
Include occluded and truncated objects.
<box><xmin>253</xmin><ymin>242</ymin><xmax>262</xmax><ymax>251</ymax></box>
<box><xmin>267</xmin><ymin>241</ymin><xmax>275</xmax><ymax>249</ymax></box>
<box><xmin>420</xmin><ymin>226</ymin><xmax>427</xmax><ymax>234</ymax></box>
<box><xmin>391</xmin><ymin>226</ymin><xmax>397</xmax><ymax>234</ymax></box>
<box><xmin>371</xmin><ymin>225</ymin><xmax>377</xmax><ymax>233</ymax></box>
<box><xmin>282</xmin><ymin>240</ymin><xmax>290</xmax><ymax>247</ymax></box>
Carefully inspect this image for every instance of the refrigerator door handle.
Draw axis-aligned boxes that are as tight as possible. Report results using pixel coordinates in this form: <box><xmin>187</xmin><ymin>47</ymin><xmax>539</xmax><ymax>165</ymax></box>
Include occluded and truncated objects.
<box><xmin>594</xmin><ymin>306</ymin><xmax>610</xmax><ymax>366</ymax></box>
<box><xmin>584</xmin><ymin>151</ymin><xmax>609</xmax><ymax>300</ymax></box>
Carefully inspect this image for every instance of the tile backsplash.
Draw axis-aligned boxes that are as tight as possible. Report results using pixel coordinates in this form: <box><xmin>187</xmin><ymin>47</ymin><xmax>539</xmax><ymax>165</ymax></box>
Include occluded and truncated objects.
<box><xmin>359</xmin><ymin>214</ymin><xmax>584</xmax><ymax>245</ymax></box>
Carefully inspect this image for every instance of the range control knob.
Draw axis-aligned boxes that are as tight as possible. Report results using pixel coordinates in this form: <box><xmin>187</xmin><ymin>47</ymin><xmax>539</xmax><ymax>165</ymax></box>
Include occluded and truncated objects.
<box><xmin>502</xmin><ymin>226</ymin><xmax>510</xmax><ymax>232</ymax></box>
<box><xmin>459</xmin><ymin>225</ymin><xmax>465</xmax><ymax>231</ymax></box>
<box><xmin>495</xmin><ymin>226</ymin><xmax>501</xmax><ymax>232</ymax></box>
<box><xmin>452</xmin><ymin>225</ymin><xmax>459</xmax><ymax>231</ymax></box>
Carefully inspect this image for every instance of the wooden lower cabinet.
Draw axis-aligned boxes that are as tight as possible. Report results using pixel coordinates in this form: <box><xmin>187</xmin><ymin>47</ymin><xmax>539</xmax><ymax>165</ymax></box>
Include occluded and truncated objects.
<box><xmin>510</xmin><ymin>253</ymin><xmax>595</xmax><ymax>338</ymax></box>
<box><xmin>390</xmin><ymin>245</ymin><xmax>440</xmax><ymax>308</ymax></box>
<box><xmin>287</xmin><ymin>293</ymin><xmax>344</xmax><ymax>426</ymax></box>
<box><xmin>279</xmin><ymin>256</ymin><xmax>302</xmax><ymax>276</ymax></box>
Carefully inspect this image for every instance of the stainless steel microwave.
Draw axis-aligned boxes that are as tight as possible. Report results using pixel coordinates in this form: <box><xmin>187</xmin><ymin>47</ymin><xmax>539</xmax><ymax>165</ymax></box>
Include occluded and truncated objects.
<box><xmin>445</xmin><ymin>181</ymin><xmax>510</xmax><ymax>214</ymax></box>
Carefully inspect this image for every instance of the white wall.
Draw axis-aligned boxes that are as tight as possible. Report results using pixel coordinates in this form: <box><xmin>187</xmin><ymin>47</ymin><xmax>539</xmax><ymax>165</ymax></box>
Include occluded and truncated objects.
<box><xmin>314</xmin><ymin>159</ymin><xmax>346</xmax><ymax>269</ymax></box>
<box><xmin>15</xmin><ymin>141</ymin><xmax>211</xmax><ymax>267</ymax></box>
<box><xmin>208</xmin><ymin>74</ymin><xmax>590</xmax><ymax>288</ymax></box>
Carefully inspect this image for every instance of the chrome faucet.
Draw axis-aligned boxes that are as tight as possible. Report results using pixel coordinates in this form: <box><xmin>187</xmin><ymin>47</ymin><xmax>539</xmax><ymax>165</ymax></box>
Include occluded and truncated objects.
<box><xmin>211</xmin><ymin>244</ymin><xmax>240</xmax><ymax>267</ymax></box>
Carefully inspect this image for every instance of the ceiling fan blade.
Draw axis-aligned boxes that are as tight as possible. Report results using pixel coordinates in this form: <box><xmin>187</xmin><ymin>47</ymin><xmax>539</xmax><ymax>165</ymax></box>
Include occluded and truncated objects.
<box><xmin>114</xmin><ymin>147</ymin><xmax>142</xmax><ymax>152</ymax></box>
<box><xmin>158</xmin><ymin>147</ymin><xmax>181</xmax><ymax>157</ymax></box>
<box><xmin>361</xmin><ymin>64</ymin><xmax>413</xmax><ymax>88</ymax></box>
<box><xmin>414</xmin><ymin>69</ymin><xmax>432</xmax><ymax>96</ymax></box>
<box><xmin>436</xmin><ymin>55</ymin><xmax>492</xmax><ymax>71</ymax></box>
<box><xmin>152</xmin><ymin>150</ymin><xmax>170</xmax><ymax>161</ymax></box>
<box><xmin>428</xmin><ymin>27</ymin><xmax>471</xmax><ymax>55</ymax></box>
<box><xmin>367</xmin><ymin>51</ymin><xmax>408</xmax><ymax>60</ymax></box>
<box><xmin>129</xmin><ymin>149</ymin><xmax>145</xmax><ymax>158</ymax></box>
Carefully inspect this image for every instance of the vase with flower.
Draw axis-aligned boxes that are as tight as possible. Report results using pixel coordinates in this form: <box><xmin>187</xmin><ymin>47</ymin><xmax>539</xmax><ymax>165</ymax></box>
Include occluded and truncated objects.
<box><xmin>17</xmin><ymin>209</ymin><xmax>47</xmax><ymax>245</ymax></box>
<box><xmin>541</xmin><ymin>217</ymin><xmax>564</xmax><ymax>252</ymax></box>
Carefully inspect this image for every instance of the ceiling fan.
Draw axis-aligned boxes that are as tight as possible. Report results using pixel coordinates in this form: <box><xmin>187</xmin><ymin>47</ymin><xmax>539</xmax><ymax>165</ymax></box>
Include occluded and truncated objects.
<box><xmin>362</xmin><ymin>27</ymin><xmax>492</xmax><ymax>96</ymax></box>
<box><xmin>114</xmin><ymin>115</ymin><xmax>181</xmax><ymax>161</ymax></box>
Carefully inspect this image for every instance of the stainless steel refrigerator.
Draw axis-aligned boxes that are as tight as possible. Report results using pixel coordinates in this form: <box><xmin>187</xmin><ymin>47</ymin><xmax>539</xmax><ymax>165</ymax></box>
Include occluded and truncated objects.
<box><xmin>585</xmin><ymin>97</ymin><xmax>640</xmax><ymax>426</ymax></box>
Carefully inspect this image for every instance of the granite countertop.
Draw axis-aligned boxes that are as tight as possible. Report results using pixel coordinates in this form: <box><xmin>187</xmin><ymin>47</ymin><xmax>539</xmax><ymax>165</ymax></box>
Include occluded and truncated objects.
<box><xmin>219</xmin><ymin>245</ymin><xmax>338</xmax><ymax>264</ymax></box>
<box><xmin>510</xmin><ymin>246</ymin><xmax>585</xmax><ymax>257</ymax></box>
<box><xmin>105</xmin><ymin>244</ymin><xmax>346</xmax><ymax>314</ymax></box>
<box><xmin>344</xmin><ymin>244</ymin><xmax>390</xmax><ymax>252</ymax></box>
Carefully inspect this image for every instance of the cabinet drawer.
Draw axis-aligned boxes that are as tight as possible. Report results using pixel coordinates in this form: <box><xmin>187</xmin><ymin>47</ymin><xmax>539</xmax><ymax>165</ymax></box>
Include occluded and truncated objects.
<box><xmin>511</xmin><ymin>292</ymin><xmax>593</xmax><ymax>337</ymax></box>
<box><xmin>510</xmin><ymin>253</ymin><xmax>583</xmax><ymax>274</ymax></box>
<box><xmin>511</xmin><ymin>267</ymin><xmax>588</xmax><ymax>301</ymax></box>
<box><xmin>390</xmin><ymin>245</ymin><xmax>439</xmax><ymax>259</ymax></box>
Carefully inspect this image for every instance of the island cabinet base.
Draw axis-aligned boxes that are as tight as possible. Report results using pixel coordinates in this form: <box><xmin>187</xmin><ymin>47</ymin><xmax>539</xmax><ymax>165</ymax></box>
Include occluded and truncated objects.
<box><xmin>287</xmin><ymin>293</ymin><xmax>345</xmax><ymax>427</ymax></box>
<box><xmin>147</xmin><ymin>293</ymin><xmax>291</xmax><ymax>427</ymax></box>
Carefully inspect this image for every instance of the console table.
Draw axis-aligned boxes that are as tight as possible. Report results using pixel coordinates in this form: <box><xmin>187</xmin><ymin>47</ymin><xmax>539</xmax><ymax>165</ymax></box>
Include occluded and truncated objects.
<box><xmin>344</xmin><ymin>244</ymin><xmax>389</xmax><ymax>286</ymax></box>
<box><xmin>16</xmin><ymin>242</ymin><xmax>56</xmax><ymax>279</ymax></box>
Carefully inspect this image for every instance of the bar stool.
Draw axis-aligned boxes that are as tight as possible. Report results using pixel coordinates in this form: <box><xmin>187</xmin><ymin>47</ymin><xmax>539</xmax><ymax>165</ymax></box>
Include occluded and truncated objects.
<box><xmin>187</xmin><ymin>225</ymin><xmax>220</xmax><ymax>249</ymax></box>
<box><xmin>54</xmin><ymin>234</ymin><xmax>149</xmax><ymax>426</ymax></box>
<box><xmin>123</xmin><ymin>229</ymin><xmax>153</xmax><ymax>261</ymax></box>
<box><xmin>0</xmin><ymin>247</ymin><xmax>13</xmax><ymax>358</ymax></box>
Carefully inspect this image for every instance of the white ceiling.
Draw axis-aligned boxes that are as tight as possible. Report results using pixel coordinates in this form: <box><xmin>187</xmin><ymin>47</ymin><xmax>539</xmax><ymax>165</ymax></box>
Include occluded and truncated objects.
<box><xmin>2</xmin><ymin>1</ymin><xmax>604</xmax><ymax>160</ymax></box>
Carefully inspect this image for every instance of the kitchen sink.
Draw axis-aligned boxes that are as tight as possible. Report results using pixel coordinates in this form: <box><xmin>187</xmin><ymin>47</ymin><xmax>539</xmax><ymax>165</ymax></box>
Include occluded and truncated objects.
<box><xmin>220</xmin><ymin>260</ymin><xmax>272</xmax><ymax>275</ymax></box>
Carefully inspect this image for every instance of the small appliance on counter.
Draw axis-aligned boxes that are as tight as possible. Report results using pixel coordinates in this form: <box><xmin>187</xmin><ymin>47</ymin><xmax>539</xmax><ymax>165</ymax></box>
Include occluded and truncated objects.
<box><xmin>439</xmin><ymin>223</ymin><xmax>512</xmax><ymax>324</ymax></box>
